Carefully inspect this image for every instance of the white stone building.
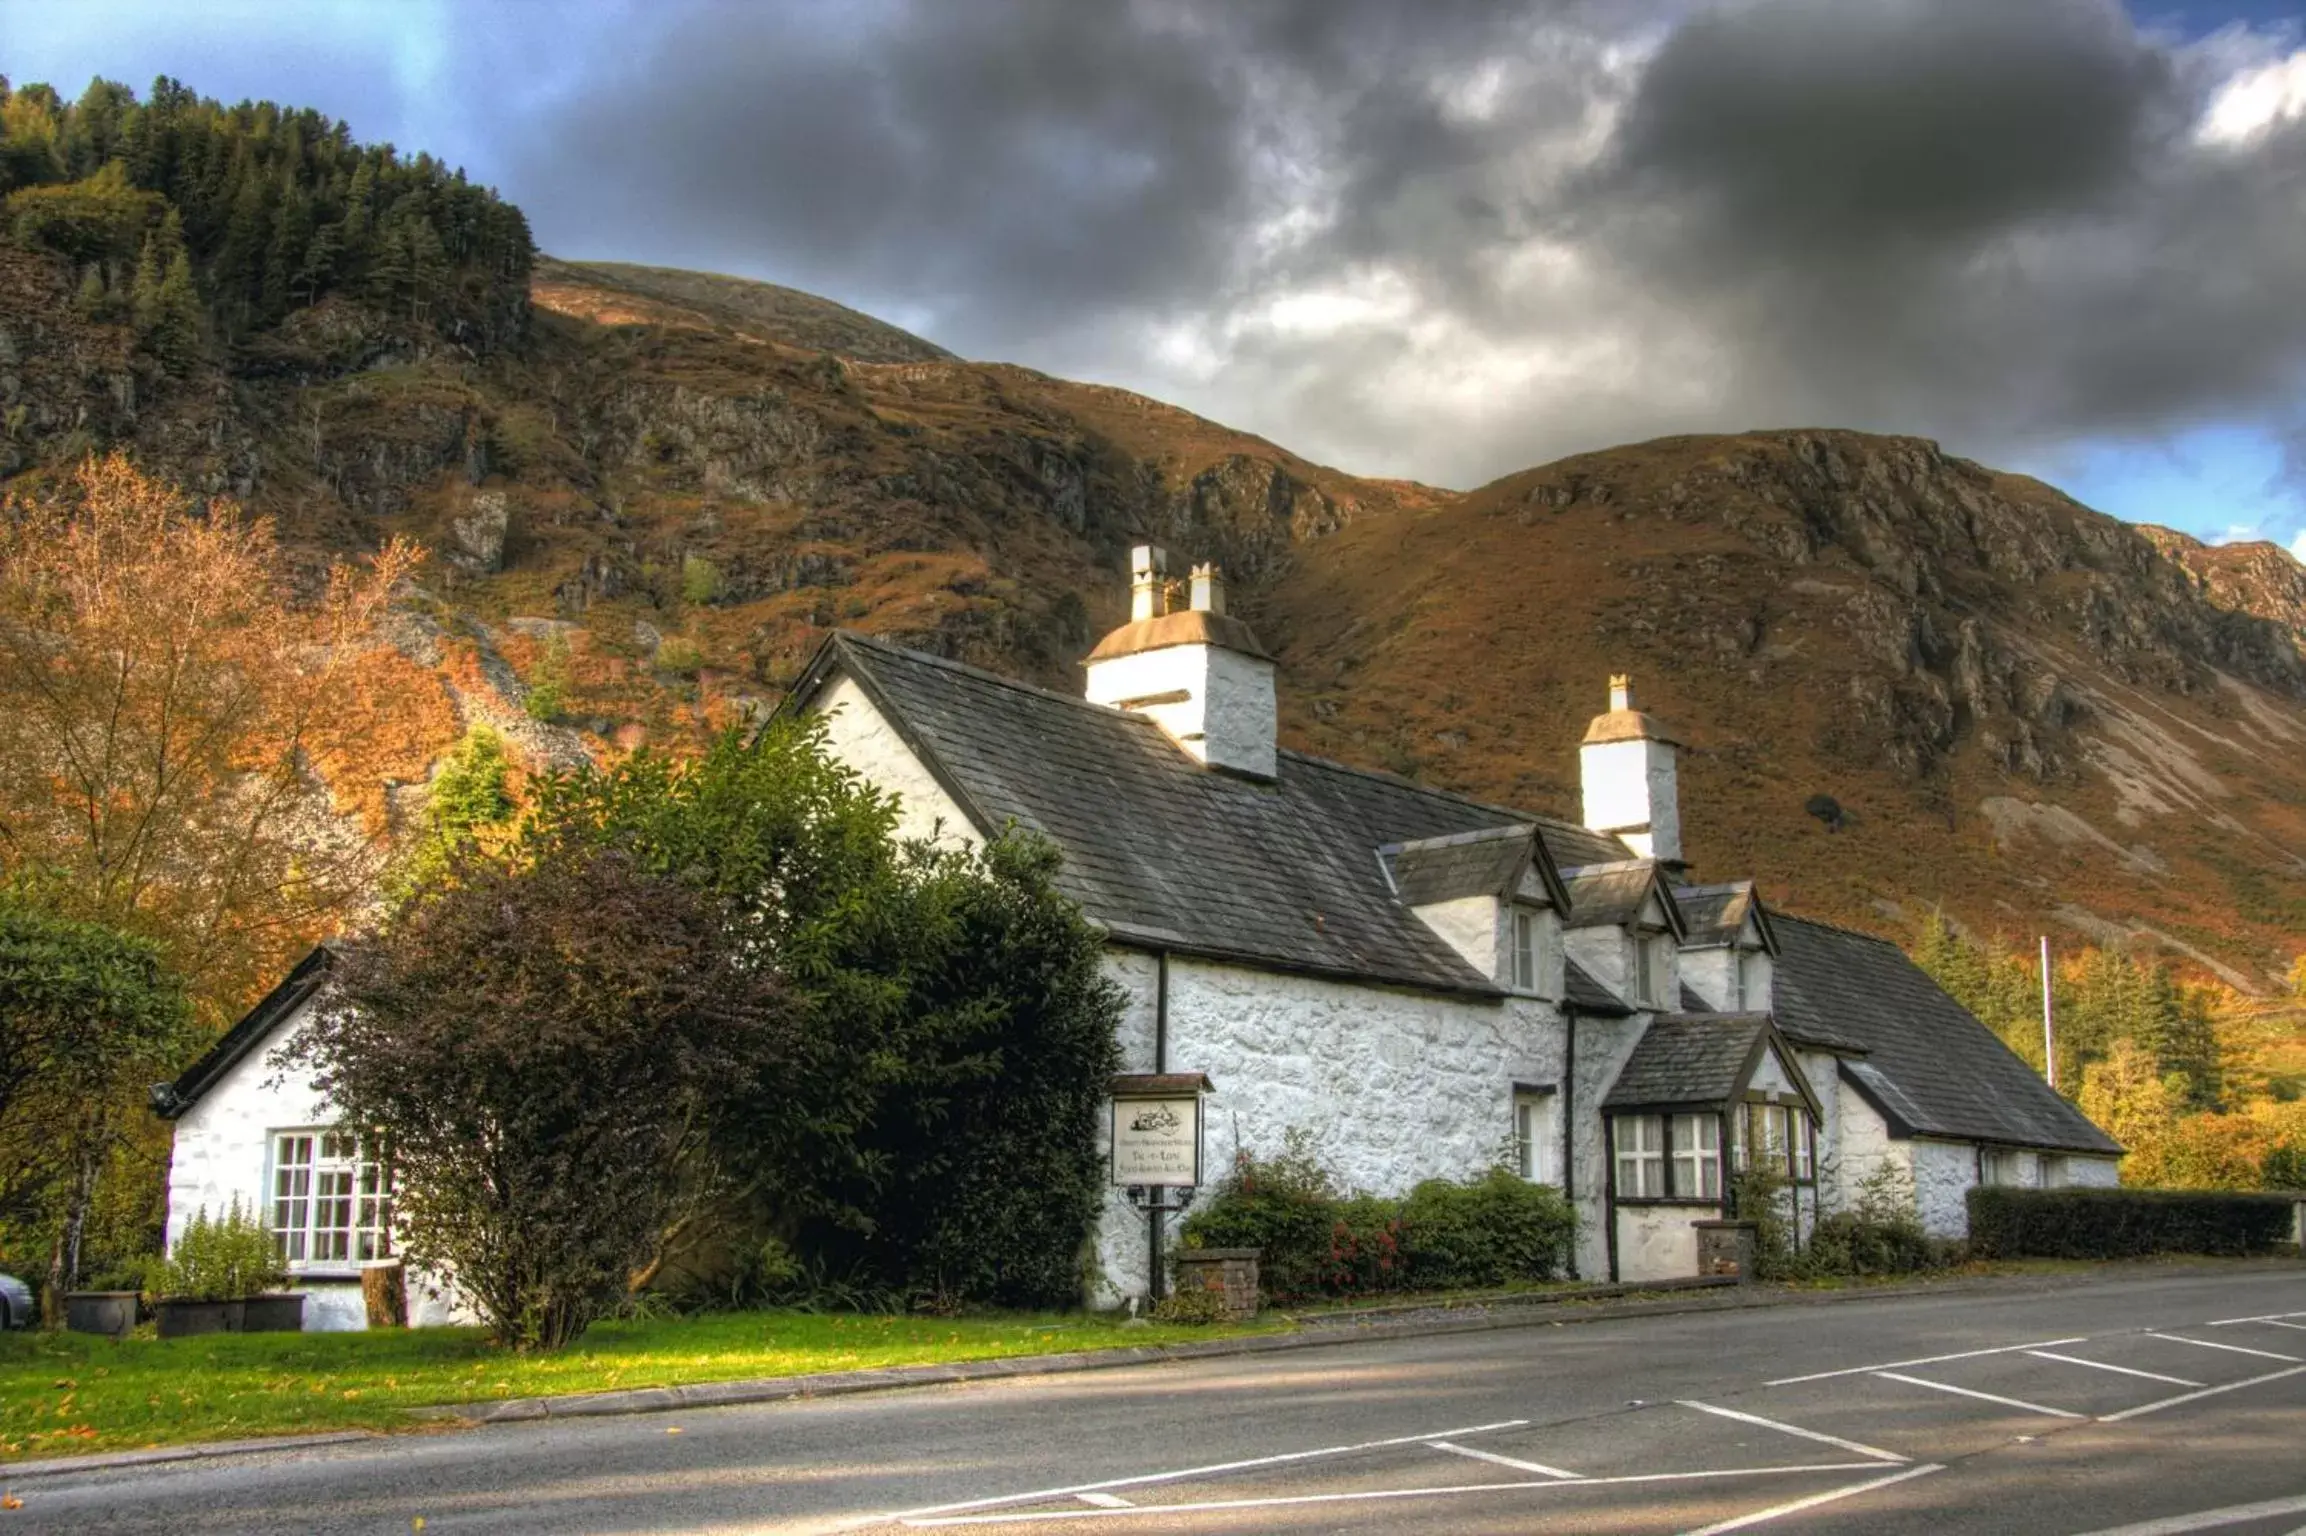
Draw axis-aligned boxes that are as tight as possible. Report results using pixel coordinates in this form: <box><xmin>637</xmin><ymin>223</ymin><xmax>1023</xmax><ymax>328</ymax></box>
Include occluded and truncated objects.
<box><xmin>154</xmin><ymin>544</ymin><xmax>2120</xmax><ymax>1325</ymax></box>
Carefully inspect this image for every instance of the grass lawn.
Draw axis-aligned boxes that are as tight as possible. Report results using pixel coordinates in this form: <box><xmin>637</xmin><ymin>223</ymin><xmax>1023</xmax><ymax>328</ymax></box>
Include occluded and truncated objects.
<box><xmin>0</xmin><ymin>1309</ymin><xmax>1286</xmax><ymax>1462</ymax></box>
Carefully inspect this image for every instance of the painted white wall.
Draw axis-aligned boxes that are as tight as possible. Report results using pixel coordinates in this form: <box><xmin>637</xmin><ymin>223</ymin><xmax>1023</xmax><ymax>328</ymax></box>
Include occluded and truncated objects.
<box><xmin>165</xmin><ymin>1003</ymin><xmax>467</xmax><ymax>1330</ymax></box>
<box><xmin>1581</xmin><ymin>738</ymin><xmax>1681</xmax><ymax>864</ymax></box>
<box><xmin>1829</xmin><ymin>1076</ymin><xmax>1902</xmax><ymax>1213</ymax></box>
<box><xmin>1413</xmin><ymin>896</ymin><xmax>1500</xmax><ymax>980</ymax></box>
<box><xmin>1679</xmin><ymin>941</ymin><xmax>1773</xmax><ymax>1013</ymax></box>
<box><xmin>1911</xmin><ymin>1138</ymin><xmax>1979</xmax><ymax>1238</ymax></box>
<box><xmin>1091</xmin><ymin>952</ymin><xmax>1570</xmax><ymax>1304</ymax></box>
<box><xmin>1083</xmin><ymin>642</ymin><xmax>1278</xmax><ymax>779</ymax></box>
<box><xmin>810</xmin><ymin>675</ymin><xmax>977</xmax><ymax>847</ymax></box>
<box><xmin>1616</xmin><ymin>1206</ymin><xmax>1701</xmax><ymax>1282</ymax></box>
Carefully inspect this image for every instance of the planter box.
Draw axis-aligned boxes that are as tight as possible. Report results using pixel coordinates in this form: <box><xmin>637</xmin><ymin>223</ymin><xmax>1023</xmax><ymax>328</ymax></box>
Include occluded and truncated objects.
<box><xmin>240</xmin><ymin>1293</ymin><xmax>306</xmax><ymax>1333</ymax></box>
<box><xmin>1173</xmin><ymin>1247</ymin><xmax>1261</xmax><ymax>1320</ymax></box>
<box><xmin>64</xmin><ymin>1291</ymin><xmax>139</xmax><ymax>1339</ymax></box>
<box><xmin>156</xmin><ymin>1298</ymin><xmax>243</xmax><ymax>1338</ymax></box>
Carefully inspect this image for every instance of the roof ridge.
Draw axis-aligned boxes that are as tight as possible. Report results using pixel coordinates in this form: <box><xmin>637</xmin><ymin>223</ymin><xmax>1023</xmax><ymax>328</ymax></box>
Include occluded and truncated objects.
<box><xmin>1773</xmin><ymin>910</ymin><xmax>1904</xmax><ymax>949</ymax></box>
<box><xmin>834</xmin><ymin>630</ymin><xmax>1165</xmax><ymax>727</ymax></box>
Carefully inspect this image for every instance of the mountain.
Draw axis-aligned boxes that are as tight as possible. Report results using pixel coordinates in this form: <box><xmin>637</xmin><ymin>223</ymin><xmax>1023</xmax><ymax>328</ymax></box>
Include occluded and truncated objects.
<box><xmin>3</xmin><ymin>182</ymin><xmax>2302</xmax><ymax>987</ymax></box>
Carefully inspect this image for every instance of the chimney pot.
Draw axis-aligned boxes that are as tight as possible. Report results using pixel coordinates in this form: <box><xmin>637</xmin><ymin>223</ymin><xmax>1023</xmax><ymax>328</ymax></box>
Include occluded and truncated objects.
<box><xmin>1609</xmin><ymin>673</ymin><xmax>1633</xmax><ymax>712</ymax></box>
<box><xmin>1130</xmin><ymin>545</ymin><xmax>1170</xmax><ymax>622</ymax></box>
<box><xmin>1189</xmin><ymin>562</ymin><xmax>1226</xmax><ymax>615</ymax></box>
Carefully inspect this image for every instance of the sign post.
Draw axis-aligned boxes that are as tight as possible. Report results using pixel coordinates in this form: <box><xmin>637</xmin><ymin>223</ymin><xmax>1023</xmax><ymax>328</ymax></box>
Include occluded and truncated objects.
<box><xmin>1110</xmin><ymin>1073</ymin><xmax>1210</xmax><ymax>1304</ymax></box>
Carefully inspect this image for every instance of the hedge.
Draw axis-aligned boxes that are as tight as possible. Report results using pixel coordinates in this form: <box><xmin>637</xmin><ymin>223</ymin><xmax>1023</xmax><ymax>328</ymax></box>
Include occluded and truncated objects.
<box><xmin>1967</xmin><ymin>1186</ymin><xmax>2298</xmax><ymax>1260</ymax></box>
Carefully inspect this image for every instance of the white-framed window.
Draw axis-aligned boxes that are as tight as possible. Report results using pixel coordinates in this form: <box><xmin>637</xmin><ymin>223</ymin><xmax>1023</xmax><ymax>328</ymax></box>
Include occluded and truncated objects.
<box><xmin>1511</xmin><ymin>908</ymin><xmax>1538</xmax><ymax>992</ymax></box>
<box><xmin>1615</xmin><ymin>1114</ymin><xmax>1665</xmax><ymax>1198</ymax></box>
<box><xmin>1513</xmin><ymin>1089</ymin><xmax>1556</xmax><ymax>1184</ymax></box>
<box><xmin>271</xmin><ymin>1130</ymin><xmax>391</xmax><ymax>1267</ymax></box>
<box><xmin>1730</xmin><ymin>951</ymin><xmax>1749</xmax><ymax>1011</ymax></box>
<box><xmin>1671</xmin><ymin>1113</ymin><xmax>1722</xmax><ymax>1198</ymax></box>
<box><xmin>1737</xmin><ymin>1104</ymin><xmax>1813</xmax><ymax>1184</ymax></box>
<box><xmin>1789</xmin><ymin>1108</ymin><xmax>1814</xmax><ymax>1183</ymax></box>
<box><xmin>1633</xmin><ymin>935</ymin><xmax>1655</xmax><ymax>1006</ymax></box>
<box><xmin>1983</xmin><ymin>1149</ymin><xmax>2026</xmax><ymax>1188</ymax></box>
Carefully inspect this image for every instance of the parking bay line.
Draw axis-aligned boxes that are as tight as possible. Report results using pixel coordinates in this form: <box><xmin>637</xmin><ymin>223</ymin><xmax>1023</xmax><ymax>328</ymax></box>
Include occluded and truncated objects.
<box><xmin>1676</xmin><ymin>1400</ymin><xmax>1908</xmax><ymax>1463</ymax></box>
<box><xmin>2061</xmin><ymin>1490</ymin><xmax>2306</xmax><ymax>1534</ymax></box>
<box><xmin>2024</xmin><ymin>1350</ymin><xmax>2202</xmax><ymax>1388</ymax></box>
<box><xmin>2204</xmin><ymin>1310</ymin><xmax>2306</xmax><ymax>1327</ymax></box>
<box><xmin>1871</xmin><ymin>1371</ymin><xmax>2087</xmax><ymax>1419</ymax></box>
<box><xmin>2098</xmin><ymin>1363</ymin><xmax>2306</xmax><ymax>1423</ymax></box>
<box><xmin>1426</xmin><ymin>1440</ymin><xmax>1579</xmax><ymax>1478</ymax></box>
<box><xmin>898</xmin><ymin>1462</ymin><xmax>1909</xmax><ymax>1527</ymax></box>
<box><xmin>1767</xmin><ymin>1337</ymin><xmax>2089</xmax><ymax>1386</ymax></box>
<box><xmin>1677</xmin><ymin>1462</ymin><xmax>1946</xmax><ymax>1536</ymax></box>
<box><xmin>869</xmin><ymin>1418</ymin><xmax>1531</xmax><ymax>1523</ymax></box>
<box><xmin>2146</xmin><ymin>1333</ymin><xmax>2303</xmax><ymax>1364</ymax></box>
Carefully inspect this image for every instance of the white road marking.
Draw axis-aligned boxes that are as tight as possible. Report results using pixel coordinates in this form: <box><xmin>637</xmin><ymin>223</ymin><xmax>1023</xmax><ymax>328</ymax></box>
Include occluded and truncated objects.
<box><xmin>2204</xmin><ymin>1310</ymin><xmax>2306</xmax><ymax>1327</ymax></box>
<box><xmin>2252</xmin><ymin>1320</ymin><xmax>2306</xmax><ymax>1333</ymax></box>
<box><xmin>2098</xmin><ymin>1363</ymin><xmax>2306</xmax><ymax>1423</ymax></box>
<box><xmin>1675</xmin><ymin>1400</ymin><xmax>1908</xmax><ymax>1463</ymax></box>
<box><xmin>2147</xmin><ymin>1333</ymin><xmax>2302</xmax><ymax>1364</ymax></box>
<box><xmin>1426</xmin><ymin>1440</ymin><xmax>1578</xmax><ymax>1478</ymax></box>
<box><xmin>1871</xmin><ymin>1371</ymin><xmax>2086</xmax><ymax>1419</ymax></box>
<box><xmin>2024</xmin><ymin>1350</ymin><xmax>2203</xmax><ymax>1388</ymax></box>
<box><xmin>2059</xmin><ymin>1491</ymin><xmax>2306</xmax><ymax>1534</ymax></box>
<box><xmin>1676</xmin><ymin>1462</ymin><xmax>1946</xmax><ymax>1536</ymax></box>
<box><xmin>897</xmin><ymin>1462</ymin><xmax>1900</xmax><ymax>1527</ymax></box>
<box><xmin>870</xmin><ymin>1418</ymin><xmax>1530</xmax><ymax>1523</ymax></box>
<box><xmin>1767</xmin><ymin>1337</ymin><xmax>2089</xmax><ymax>1386</ymax></box>
<box><xmin>1072</xmin><ymin>1493</ymin><xmax>1131</xmax><ymax>1509</ymax></box>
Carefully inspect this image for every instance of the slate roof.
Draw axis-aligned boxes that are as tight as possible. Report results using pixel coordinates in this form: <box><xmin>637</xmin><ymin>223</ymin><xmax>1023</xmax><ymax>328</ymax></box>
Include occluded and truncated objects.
<box><xmin>1567</xmin><ymin>958</ymin><xmax>1634</xmax><ymax>1016</ymax></box>
<box><xmin>1561</xmin><ymin>861</ymin><xmax>1682</xmax><ymax>935</ymax></box>
<box><xmin>1675</xmin><ymin>881</ymin><xmax>1774</xmax><ymax>951</ymax></box>
<box><xmin>800</xmin><ymin>633</ymin><xmax>1642</xmax><ymax>996</ymax></box>
<box><xmin>1381</xmin><ymin>825</ymin><xmax>1569</xmax><ymax>911</ymax></box>
<box><xmin>153</xmin><ymin>945</ymin><xmax>334</xmax><ymax>1119</ymax></box>
<box><xmin>1603</xmin><ymin>1014</ymin><xmax>1772</xmax><ymax>1109</ymax></box>
<box><xmin>1771</xmin><ymin>916</ymin><xmax>2122</xmax><ymax>1155</ymax></box>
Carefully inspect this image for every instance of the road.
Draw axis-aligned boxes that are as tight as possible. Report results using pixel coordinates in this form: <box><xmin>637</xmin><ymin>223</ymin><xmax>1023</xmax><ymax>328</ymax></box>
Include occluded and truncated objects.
<box><xmin>6</xmin><ymin>1267</ymin><xmax>2305</xmax><ymax>1535</ymax></box>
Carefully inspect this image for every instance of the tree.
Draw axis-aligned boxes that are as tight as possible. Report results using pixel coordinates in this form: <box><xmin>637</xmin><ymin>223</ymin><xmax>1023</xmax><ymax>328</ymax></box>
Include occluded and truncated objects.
<box><xmin>522</xmin><ymin>721</ymin><xmax>1123</xmax><ymax>1309</ymax></box>
<box><xmin>391</xmin><ymin>724</ymin><xmax>517</xmax><ymax>895</ymax></box>
<box><xmin>0</xmin><ymin>455</ymin><xmax>421</xmax><ymax>1013</ymax></box>
<box><xmin>0</xmin><ymin>890</ymin><xmax>194</xmax><ymax>1313</ymax></box>
<box><xmin>297</xmin><ymin>840</ymin><xmax>793</xmax><ymax>1350</ymax></box>
<box><xmin>2078</xmin><ymin>1039</ymin><xmax>2176</xmax><ymax>1185</ymax></box>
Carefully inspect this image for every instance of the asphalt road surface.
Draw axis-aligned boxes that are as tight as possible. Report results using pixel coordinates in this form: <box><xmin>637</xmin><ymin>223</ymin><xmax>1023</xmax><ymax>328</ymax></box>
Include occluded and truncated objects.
<box><xmin>7</xmin><ymin>1266</ymin><xmax>2305</xmax><ymax>1535</ymax></box>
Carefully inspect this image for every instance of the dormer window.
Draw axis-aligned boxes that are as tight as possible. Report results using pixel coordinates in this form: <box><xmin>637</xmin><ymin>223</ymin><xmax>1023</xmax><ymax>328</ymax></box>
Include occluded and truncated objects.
<box><xmin>1633</xmin><ymin>932</ymin><xmax>1672</xmax><ymax>1007</ymax></box>
<box><xmin>1512</xmin><ymin>908</ymin><xmax>1538</xmax><ymax>992</ymax></box>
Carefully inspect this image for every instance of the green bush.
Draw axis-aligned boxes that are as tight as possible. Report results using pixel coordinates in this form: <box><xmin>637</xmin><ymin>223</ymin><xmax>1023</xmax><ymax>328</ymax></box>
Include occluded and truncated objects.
<box><xmin>1399</xmin><ymin>1171</ymin><xmax>1576</xmax><ymax>1291</ymax></box>
<box><xmin>1181</xmin><ymin>1133</ymin><xmax>1574</xmax><ymax>1303</ymax></box>
<box><xmin>150</xmin><ymin>1200</ymin><xmax>285</xmax><ymax>1300</ymax></box>
<box><xmin>1741</xmin><ymin>1161</ymin><xmax>1940</xmax><ymax>1280</ymax></box>
<box><xmin>1151</xmin><ymin>1286</ymin><xmax>1227</xmax><ymax>1325</ymax></box>
<box><xmin>1967</xmin><ymin>1186</ymin><xmax>2296</xmax><ymax>1260</ymax></box>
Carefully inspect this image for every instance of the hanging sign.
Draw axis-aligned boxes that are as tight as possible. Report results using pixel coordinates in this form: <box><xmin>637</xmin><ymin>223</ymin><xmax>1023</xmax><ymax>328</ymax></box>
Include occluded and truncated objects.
<box><xmin>1110</xmin><ymin>1073</ymin><xmax>1209</xmax><ymax>1188</ymax></box>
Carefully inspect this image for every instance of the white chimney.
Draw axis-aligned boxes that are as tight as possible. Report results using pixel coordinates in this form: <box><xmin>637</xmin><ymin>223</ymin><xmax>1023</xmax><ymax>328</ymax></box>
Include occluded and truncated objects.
<box><xmin>1580</xmin><ymin>673</ymin><xmax>1683</xmax><ymax>865</ymax></box>
<box><xmin>1085</xmin><ymin>546</ymin><xmax>1276</xmax><ymax>780</ymax></box>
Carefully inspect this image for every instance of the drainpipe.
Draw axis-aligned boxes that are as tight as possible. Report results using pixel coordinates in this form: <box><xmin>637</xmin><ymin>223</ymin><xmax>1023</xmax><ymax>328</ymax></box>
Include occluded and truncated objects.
<box><xmin>1562</xmin><ymin>1005</ymin><xmax>1580</xmax><ymax>1281</ymax></box>
<box><xmin>1148</xmin><ymin>952</ymin><xmax>1171</xmax><ymax>1303</ymax></box>
<box><xmin>1603</xmin><ymin>1115</ymin><xmax>1621</xmax><ymax>1284</ymax></box>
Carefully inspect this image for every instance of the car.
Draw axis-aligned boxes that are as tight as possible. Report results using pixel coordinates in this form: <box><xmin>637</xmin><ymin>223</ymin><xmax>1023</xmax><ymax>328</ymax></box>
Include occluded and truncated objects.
<box><xmin>0</xmin><ymin>1272</ymin><xmax>32</xmax><ymax>1329</ymax></box>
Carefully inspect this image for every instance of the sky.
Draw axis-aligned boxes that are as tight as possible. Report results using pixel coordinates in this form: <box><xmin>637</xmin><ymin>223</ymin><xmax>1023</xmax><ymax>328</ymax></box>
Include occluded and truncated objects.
<box><xmin>6</xmin><ymin>0</ymin><xmax>2306</xmax><ymax>555</ymax></box>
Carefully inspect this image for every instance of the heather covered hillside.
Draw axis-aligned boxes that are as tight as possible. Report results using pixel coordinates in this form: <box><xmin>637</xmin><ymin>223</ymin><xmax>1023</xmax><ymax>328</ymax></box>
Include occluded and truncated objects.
<box><xmin>3</xmin><ymin>76</ymin><xmax>2303</xmax><ymax>993</ymax></box>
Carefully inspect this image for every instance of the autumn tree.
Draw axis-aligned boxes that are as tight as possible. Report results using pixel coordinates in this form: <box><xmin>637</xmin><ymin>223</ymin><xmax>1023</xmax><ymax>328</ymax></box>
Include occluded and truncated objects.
<box><xmin>0</xmin><ymin>455</ymin><xmax>421</xmax><ymax>1010</ymax></box>
<box><xmin>297</xmin><ymin>840</ymin><xmax>793</xmax><ymax>1350</ymax></box>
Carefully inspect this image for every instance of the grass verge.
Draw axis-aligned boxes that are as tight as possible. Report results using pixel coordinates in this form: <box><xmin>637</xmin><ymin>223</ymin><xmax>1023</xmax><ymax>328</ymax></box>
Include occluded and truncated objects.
<box><xmin>1</xmin><ymin>1309</ymin><xmax>1287</xmax><ymax>1461</ymax></box>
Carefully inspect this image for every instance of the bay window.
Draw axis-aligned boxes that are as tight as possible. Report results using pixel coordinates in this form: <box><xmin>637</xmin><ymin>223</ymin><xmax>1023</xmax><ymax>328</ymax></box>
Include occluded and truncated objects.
<box><xmin>1671</xmin><ymin>1113</ymin><xmax>1722</xmax><ymax>1198</ymax></box>
<box><xmin>1615</xmin><ymin>1114</ymin><xmax>1665</xmax><ymax>1198</ymax></box>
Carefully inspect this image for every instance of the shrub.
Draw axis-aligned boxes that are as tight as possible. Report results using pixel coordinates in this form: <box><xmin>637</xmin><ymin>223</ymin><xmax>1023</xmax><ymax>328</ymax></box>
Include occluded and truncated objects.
<box><xmin>1399</xmin><ymin>1170</ymin><xmax>1576</xmax><ymax>1291</ymax></box>
<box><xmin>524</xmin><ymin>635</ymin><xmax>570</xmax><ymax>721</ymax></box>
<box><xmin>1151</xmin><ymin>1285</ymin><xmax>1227</xmax><ymax>1325</ymax></box>
<box><xmin>1967</xmin><ymin>1186</ymin><xmax>2296</xmax><ymax>1260</ymax></box>
<box><xmin>680</xmin><ymin>554</ymin><xmax>723</xmax><ymax>607</ymax></box>
<box><xmin>1182</xmin><ymin>1135</ymin><xmax>1575</xmax><ymax>1303</ymax></box>
<box><xmin>151</xmin><ymin>1200</ymin><xmax>284</xmax><ymax>1300</ymax></box>
<box><xmin>1739</xmin><ymin>1160</ymin><xmax>1939</xmax><ymax>1280</ymax></box>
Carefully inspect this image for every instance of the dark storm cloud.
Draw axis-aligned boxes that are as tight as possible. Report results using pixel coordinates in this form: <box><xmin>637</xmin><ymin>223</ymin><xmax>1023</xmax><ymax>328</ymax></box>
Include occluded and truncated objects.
<box><xmin>497</xmin><ymin>0</ymin><xmax>2306</xmax><ymax>508</ymax></box>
